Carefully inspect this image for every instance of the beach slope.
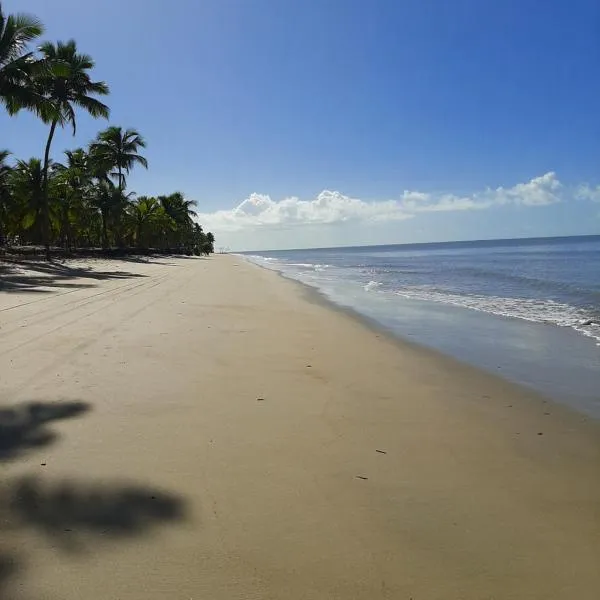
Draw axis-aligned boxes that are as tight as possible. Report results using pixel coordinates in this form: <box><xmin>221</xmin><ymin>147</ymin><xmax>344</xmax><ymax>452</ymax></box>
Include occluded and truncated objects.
<box><xmin>1</xmin><ymin>255</ymin><xmax>599</xmax><ymax>599</ymax></box>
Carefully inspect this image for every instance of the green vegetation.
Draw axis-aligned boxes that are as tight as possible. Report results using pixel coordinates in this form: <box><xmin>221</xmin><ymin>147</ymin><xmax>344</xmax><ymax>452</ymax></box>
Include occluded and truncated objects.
<box><xmin>0</xmin><ymin>2</ymin><xmax>214</xmax><ymax>257</ymax></box>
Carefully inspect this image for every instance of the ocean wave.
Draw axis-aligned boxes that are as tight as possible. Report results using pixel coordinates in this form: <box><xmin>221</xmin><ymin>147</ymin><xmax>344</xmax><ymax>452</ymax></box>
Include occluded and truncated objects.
<box><xmin>246</xmin><ymin>255</ymin><xmax>280</xmax><ymax>263</ymax></box>
<box><xmin>393</xmin><ymin>287</ymin><xmax>600</xmax><ymax>344</ymax></box>
<box><xmin>364</xmin><ymin>281</ymin><xmax>382</xmax><ymax>292</ymax></box>
<box><xmin>574</xmin><ymin>320</ymin><xmax>600</xmax><ymax>344</ymax></box>
<box><xmin>288</xmin><ymin>263</ymin><xmax>330</xmax><ymax>271</ymax></box>
<box><xmin>241</xmin><ymin>250</ymin><xmax>600</xmax><ymax>346</ymax></box>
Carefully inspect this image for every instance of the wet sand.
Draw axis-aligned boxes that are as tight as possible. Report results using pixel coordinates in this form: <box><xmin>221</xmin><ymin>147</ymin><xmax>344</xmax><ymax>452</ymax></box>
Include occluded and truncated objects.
<box><xmin>1</xmin><ymin>255</ymin><xmax>599</xmax><ymax>599</ymax></box>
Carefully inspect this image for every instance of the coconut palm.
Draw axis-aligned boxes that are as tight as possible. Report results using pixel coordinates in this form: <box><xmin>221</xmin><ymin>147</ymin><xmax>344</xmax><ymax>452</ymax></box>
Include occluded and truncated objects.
<box><xmin>9</xmin><ymin>157</ymin><xmax>53</xmax><ymax>243</ymax></box>
<box><xmin>0</xmin><ymin>149</ymin><xmax>12</xmax><ymax>244</ymax></box>
<box><xmin>53</xmin><ymin>148</ymin><xmax>91</xmax><ymax>195</ymax></box>
<box><xmin>21</xmin><ymin>40</ymin><xmax>109</xmax><ymax>258</ymax></box>
<box><xmin>159</xmin><ymin>192</ymin><xmax>197</xmax><ymax>250</ymax></box>
<box><xmin>126</xmin><ymin>196</ymin><xmax>172</xmax><ymax>248</ymax></box>
<box><xmin>205</xmin><ymin>232</ymin><xmax>215</xmax><ymax>254</ymax></box>
<box><xmin>89</xmin><ymin>126</ymin><xmax>148</xmax><ymax>192</ymax></box>
<box><xmin>0</xmin><ymin>3</ymin><xmax>44</xmax><ymax>113</ymax></box>
<box><xmin>90</xmin><ymin>179</ymin><xmax>128</xmax><ymax>250</ymax></box>
<box><xmin>52</xmin><ymin>148</ymin><xmax>91</xmax><ymax>249</ymax></box>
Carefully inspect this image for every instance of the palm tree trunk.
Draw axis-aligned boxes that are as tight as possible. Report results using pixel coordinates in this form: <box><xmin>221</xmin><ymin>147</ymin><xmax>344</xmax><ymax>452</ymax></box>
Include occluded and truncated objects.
<box><xmin>101</xmin><ymin>208</ymin><xmax>108</xmax><ymax>250</ymax></box>
<box><xmin>42</xmin><ymin>119</ymin><xmax>58</xmax><ymax>261</ymax></box>
<box><xmin>116</xmin><ymin>165</ymin><xmax>124</xmax><ymax>248</ymax></box>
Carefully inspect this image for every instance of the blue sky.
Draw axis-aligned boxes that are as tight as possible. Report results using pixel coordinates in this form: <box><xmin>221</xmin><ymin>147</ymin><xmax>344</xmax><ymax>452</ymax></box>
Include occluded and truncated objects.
<box><xmin>2</xmin><ymin>0</ymin><xmax>600</xmax><ymax>250</ymax></box>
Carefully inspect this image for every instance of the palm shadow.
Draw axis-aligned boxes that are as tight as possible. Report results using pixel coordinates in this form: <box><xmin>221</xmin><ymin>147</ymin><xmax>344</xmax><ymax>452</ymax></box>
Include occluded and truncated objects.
<box><xmin>0</xmin><ymin>260</ymin><xmax>146</xmax><ymax>294</ymax></box>
<box><xmin>0</xmin><ymin>401</ymin><xmax>90</xmax><ymax>461</ymax></box>
<box><xmin>0</xmin><ymin>399</ymin><xmax>188</xmax><ymax>596</ymax></box>
<box><xmin>0</xmin><ymin>553</ymin><xmax>17</xmax><ymax>597</ymax></box>
<box><xmin>5</xmin><ymin>476</ymin><xmax>186</xmax><ymax>552</ymax></box>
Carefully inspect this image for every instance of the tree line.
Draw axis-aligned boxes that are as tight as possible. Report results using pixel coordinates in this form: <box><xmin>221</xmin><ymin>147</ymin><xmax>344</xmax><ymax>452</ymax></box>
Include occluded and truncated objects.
<box><xmin>0</xmin><ymin>3</ymin><xmax>214</xmax><ymax>258</ymax></box>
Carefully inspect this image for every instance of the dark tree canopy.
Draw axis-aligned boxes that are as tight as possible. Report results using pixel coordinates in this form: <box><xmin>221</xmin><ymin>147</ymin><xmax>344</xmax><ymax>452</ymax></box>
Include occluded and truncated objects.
<box><xmin>0</xmin><ymin>1</ymin><xmax>214</xmax><ymax>257</ymax></box>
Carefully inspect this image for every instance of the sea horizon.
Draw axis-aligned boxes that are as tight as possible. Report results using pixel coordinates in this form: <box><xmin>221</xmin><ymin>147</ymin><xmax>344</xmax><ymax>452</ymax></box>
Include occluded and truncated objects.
<box><xmin>238</xmin><ymin>233</ymin><xmax>600</xmax><ymax>255</ymax></box>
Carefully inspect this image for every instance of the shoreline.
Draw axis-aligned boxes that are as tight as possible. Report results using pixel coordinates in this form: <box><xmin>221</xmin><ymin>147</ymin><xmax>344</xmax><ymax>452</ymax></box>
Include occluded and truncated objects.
<box><xmin>242</xmin><ymin>255</ymin><xmax>600</xmax><ymax>418</ymax></box>
<box><xmin>246</xmin><ymin>258</ymin><xmax>596</xmax><ymax>427</ymax></box>
<box><xmin>2</xmin><ymin>254</ymin><xmax>599</xmax><ymax>599</ymax></box>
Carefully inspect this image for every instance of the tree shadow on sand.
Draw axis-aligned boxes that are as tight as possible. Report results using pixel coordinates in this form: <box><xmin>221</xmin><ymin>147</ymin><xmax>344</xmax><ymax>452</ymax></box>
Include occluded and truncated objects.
<box><xmin>0</xmin><ymin>399</ymin><xmax>188</xmax><ymax>597</ymax></box>
<box><xmin>0</xmin><ymin>260</ymin><xmax>147</xmax><ymax>294</ymax></box>
<box><xmin>0</xmin><ymin>553</ymin><xmax>18</xmax><ymax>597</ymax></box>
<box><xmin>3</xmin><ymin>476</ymin><xmax>186</xmax><ymax>552</ymax></box>
<box><xmin>0</xmin><ymin>401</ymin><xmax>90</xmax><ymax>461</ymax></box>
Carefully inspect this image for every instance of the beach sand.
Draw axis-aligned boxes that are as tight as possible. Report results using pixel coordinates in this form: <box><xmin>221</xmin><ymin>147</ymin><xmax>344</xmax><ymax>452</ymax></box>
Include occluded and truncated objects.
<box><xmin>1</xmin><ymin>255</ymin><xmax>599</xmax><ymax>599</ymax></box>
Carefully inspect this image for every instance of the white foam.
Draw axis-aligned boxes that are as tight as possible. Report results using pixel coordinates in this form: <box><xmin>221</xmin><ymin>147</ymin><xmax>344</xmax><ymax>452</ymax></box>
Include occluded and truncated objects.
<box><xmin>574</xmin><ymin>321</ymin><xmax>600</xmax><ymax>345</ymax></box>
<box><xmin>393</xmin><ymin>286</ymin><xmax>600</xmax><ymax>344</ymax></box>
<box><xmin>288</xmin><ymin>263</ymin><xmax>330</xmax><ymax>271</ymax></box>
<box><xmin>244</xmin><ymin>255</ymin><xmax>280</xmax><ymax>264</ymax></box>
<box><xmin>364</xmin><ymin>281</ymin><xmax>382</xmax><ymax>292</ymax></box>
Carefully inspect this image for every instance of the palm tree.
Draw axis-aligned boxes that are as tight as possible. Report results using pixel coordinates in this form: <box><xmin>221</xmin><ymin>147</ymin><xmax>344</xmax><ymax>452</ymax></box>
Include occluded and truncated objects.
<box><xmin>159</xmin><ymin>192</ymin><xmax>197</xmax><ymax>250</ymax></box>
<box><xmin>126</xmin><ymin>196</ymin><xmax>171</xmax><ymax>248</ymax></box>
<box><xmin>90</xmin><ymin>179</ymin><xmax>127</xmax><ymax>250</ymax></box>
<box><xmin>204</xmin><ymin>231</ymin><xmax>215</xmax><ymax>254</ymax></box>
<box><xmin>24</xmin><ymin>40</ymin><xmax>109</xmax><ymax>259</ymax></box>
<box><xmin>0</xmin><ymin>2</ymin><xmax>44</xmax><ymax>113</ymax></box>
<box><xmin>52</xmin><ymin>148</ymin><xmax>91</xmax><ymax>250</ymax></box>
<box><xmin>90</xmin><ymin>126</ymin><xmax>148</xmax><ymax>193</ymax></box>
<box><xmin>9</xmin><ymin>157</ymin><xmax>50</xmax><ymax>243</ymax></box>
<box><xmin>0</xmin><ymin>149</ymin><xmax>12</xmax><ymax>245</ymax></box>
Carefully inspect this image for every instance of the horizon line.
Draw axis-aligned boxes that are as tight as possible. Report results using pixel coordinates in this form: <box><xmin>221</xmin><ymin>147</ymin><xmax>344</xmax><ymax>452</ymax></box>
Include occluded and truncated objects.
<box><xmin>234</xmin><ymin>232</ymin><xmax>600</xmax><ymax>254</ymax></box>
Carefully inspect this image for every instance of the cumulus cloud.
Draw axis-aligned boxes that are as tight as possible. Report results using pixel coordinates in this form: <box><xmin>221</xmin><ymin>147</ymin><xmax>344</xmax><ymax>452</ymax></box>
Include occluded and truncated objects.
<box><xmin>486</xmin><ymin>172</ymin><xmax>562</xmax><ymax>206</ymax></box>
<box><xmin>199</xmin><ymin>190</ymin><xmax>414</xmax><ymax>232</ymax></box>
<box><xmin>197</xmin><ymin>172</ymin><xmax>566</xmax><ymax>233</ymax></box>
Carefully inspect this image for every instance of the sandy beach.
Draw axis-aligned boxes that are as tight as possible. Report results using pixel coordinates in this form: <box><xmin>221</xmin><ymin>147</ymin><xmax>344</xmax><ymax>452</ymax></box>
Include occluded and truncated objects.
<box><xmin>1</xmin><ymin>254</ymin><xmax>599</xmax><ymax>599</ymax></box>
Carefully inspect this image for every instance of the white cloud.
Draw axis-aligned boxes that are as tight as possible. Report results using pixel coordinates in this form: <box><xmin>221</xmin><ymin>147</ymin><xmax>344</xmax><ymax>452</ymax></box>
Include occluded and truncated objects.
<box><xmin>486</xmin><ymin>172</ymin><xmax>562</xmax><ymax>206</ymax></box>
<box><xmin>400</xmin><ymin>191</ymin><xmax>486</xmax><ymax>213</ymax></box>
<box><xmin>199</xmin><ymin>190</ymin><xmax>414</xmax><ymax>233</ymax></box>
<box><xmin>575</xmin><ymin>184</ymin><xmax>600</xmax><ymax>203</ymax></box>
<box><xmin>197</xmin><ymin>172</ymin><xmax>567</xmax><ymax>234</ymax></box>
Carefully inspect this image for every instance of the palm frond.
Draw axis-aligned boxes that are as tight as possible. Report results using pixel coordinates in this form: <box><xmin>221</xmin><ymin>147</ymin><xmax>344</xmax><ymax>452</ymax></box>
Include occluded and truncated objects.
<box><xmin>0</xmin><ymin>11</ymin><xmax>44</xmax><ymax>64</ymax></box>
<box><xmin>74</xmin><ymin>94</ymin><xmax>109</xmax><ymax>119</ymax></box>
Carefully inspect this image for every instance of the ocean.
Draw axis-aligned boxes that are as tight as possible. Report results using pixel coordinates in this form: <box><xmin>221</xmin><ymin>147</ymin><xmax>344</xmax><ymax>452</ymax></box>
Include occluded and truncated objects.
<box><xmin>241</xmin><ymin>235</ymin><xmax>600</xmax><ymax>417</ymax></box>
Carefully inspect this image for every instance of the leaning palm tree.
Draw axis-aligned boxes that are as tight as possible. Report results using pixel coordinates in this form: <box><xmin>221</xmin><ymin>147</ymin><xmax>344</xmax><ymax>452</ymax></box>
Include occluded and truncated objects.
<box><xmin>0</xmin><ymin>2</ymin><xmax>44</xmax><ymax>112</ymax></box>
<box><xmin>89</xmin><ymin>126</ymin><xmax>148</xmax><ymax>193</ymax></box>
<box><xmin>25</xmin><ymin>40</ymin><xmax>109</xmax><ymax>259</ymax></box>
